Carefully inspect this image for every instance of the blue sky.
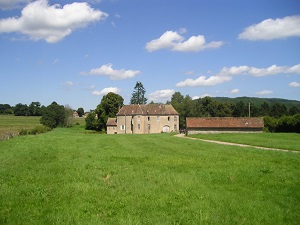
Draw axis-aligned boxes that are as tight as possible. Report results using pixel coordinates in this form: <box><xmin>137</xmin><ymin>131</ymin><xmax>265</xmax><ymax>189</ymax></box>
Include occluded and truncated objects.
<box><xmin>0</xmin><ymin>0</ymin><xmax>299</xmax><ymax>111</ymax></box>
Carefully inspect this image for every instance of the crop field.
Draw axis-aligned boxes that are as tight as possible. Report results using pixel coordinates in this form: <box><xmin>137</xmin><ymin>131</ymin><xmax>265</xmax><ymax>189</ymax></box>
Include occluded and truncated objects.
<box><xmin>0</xmin><ymin>115</ymin><xmax>41</xmax><ymax>140</ymax></box>
<box><xmin>0</xmin><ymin>124</ymin><xmax>299</xmax><ymax>224</ymax></box>
<box><xmin>0</xmin><ymin>115</ymin><xmax>85</xmax><ymax>140</ymax></box>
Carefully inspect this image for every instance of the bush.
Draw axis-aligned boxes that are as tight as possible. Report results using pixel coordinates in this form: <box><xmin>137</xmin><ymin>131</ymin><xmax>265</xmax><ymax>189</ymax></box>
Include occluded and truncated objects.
<box><xmin>264</xmin><ymin>114</ymin><xmax>300</xmax><ymax>133</ymax></box>
<box><xmin>19</xmin><ymin>125</ymin><xmax>51</xmax><ymax>136</ymax></box>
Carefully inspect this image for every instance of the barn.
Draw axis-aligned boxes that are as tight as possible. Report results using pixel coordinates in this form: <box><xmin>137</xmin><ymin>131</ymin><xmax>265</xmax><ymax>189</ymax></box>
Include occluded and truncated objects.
<box><xmin>186</xmin><ymin>117</ymin><xmax>264</xmax><ymax>135</ymax></box>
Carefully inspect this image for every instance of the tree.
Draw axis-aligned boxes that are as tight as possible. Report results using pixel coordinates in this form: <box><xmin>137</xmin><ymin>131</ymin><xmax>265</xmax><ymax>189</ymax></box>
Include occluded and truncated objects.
<box><xmin>14</xmin><ymin>103</ymin><xmax>29</xmax><ymax>116</ymax></box>
<box><xmin>40</xmin><ymin>102</ymin><xmax>67</xmax><ymax>129</ymax></box>
<box><xmin>85</xmin><ymin>112</ymin><xmax>98</xmax><ymax>130</ymax></box>
<box><xmin>130</xmin><ymin>81</ymin><xmax>147</xmax><ymax>104</ymax></box>
<box><xmin>270</xmin><ymin>103</ymin><xmax>287</xmax><ymax>118</ymax></box>
<box><xmin>0</xmin><ymin>104</ymin><xmax>13</xmax><ymax>114</ymax></box>
<box><xmin>29</xmin><ymin>102</ymin><xmax>42</xmax><ymax>116</ymax></box>
<box><xmin>94</xmin><ymin>92</ymin><xmax>124</xmax><ymax>131</ymax></box>
<box><xmin>77</xmin><ymin>107</ymin><xmax>84</xmax><ymax>117</ymax></box>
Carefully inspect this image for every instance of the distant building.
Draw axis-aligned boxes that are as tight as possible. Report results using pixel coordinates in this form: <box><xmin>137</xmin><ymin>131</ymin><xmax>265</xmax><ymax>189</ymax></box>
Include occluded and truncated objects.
<box><xmin>186</xmin><ymin>117</ymin><xmax>264</xmax><ymax>135</ymax></box>
<box><xmin>106</xmin><ymin>104</ymin><xmax>179</xmax><ymax>134</ymax></box>
<box><xmin>73</xmin><ymin>111</ymin><xmax>79</xmax><ymax>118</ymax></box>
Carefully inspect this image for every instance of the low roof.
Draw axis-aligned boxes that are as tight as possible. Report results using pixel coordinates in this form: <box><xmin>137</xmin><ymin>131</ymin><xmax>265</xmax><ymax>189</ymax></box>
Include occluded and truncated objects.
<box><xmin>106</xmin><ymin>118</ymin><xmax>117</xmax><ymax>126</ymax></box>
<box><xmin>117</xmin><ymin>104</ymin><xmax>178</xmax><ymax>116</ymax></box>
<box><xmin>186</xmin><ymin>117</ymin><xmax>264</xmax><ymax>129</ymax></box>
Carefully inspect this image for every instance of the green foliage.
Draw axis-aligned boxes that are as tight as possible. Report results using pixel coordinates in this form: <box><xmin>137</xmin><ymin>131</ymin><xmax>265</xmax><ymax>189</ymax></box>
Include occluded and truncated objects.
<box><xmin>0</xmin><ymin>104</ymin><xmax>13</xmax><ymax>114</ymax></box>
<box><xmin>77</xmin><ymin>107</ymin><xmax>84</xmax><ymax>117</ymax></box>
<box><xmin>0</xmin><ymin>129</ymin><xmax>299</xmax><ymax>224</ymax></box>
<box><xmin>94</xmin><ymin>92</ymin><xmax>124</xmax><ymax>131</ymax></box>
<box><xmin>28</xmin><ymin>102</ymin><xmax>42</xmax><ymax>116</ymax></box>
<box><xmin>85</xmin><ymin>112</ymin><xmax>98</xmax><ymax>130</ymax></box>
<box><xmin>130</xmin><ymin>81</ymin><xmax>147</xmax><ymax>104</ymax></box>
<box><xmin>14</xmin><ymin>103</ymin><xmax>29</xmax><ymax>116</ymax></box>
<box><xmin>40</xmin><ymin>102</ymin><xmax>67</xmax><ymax>129</ymax></box>
<box><xmin>19</xmin><ymin>125</ymin><xmax>51</xmax><ymax>136</ymax></box>
<box><xmin>264</xmin><ymin>114</ymin><xmax>300</xmax><ymax>133</ymax></box>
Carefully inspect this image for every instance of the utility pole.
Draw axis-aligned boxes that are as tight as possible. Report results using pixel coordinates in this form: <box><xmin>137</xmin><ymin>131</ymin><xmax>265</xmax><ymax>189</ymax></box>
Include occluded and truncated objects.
<box><xmin>248</xmin><ymin>103</ymin><xmax>251</xmax><ymax>117</ymax></box>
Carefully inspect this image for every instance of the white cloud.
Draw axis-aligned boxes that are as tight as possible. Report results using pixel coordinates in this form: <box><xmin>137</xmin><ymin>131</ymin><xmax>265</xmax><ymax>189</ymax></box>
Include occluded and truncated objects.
<box><xmin>0</xmin><ymin>0</ymin><xmax>108</xmax><ymax>43</ymax></box>
<box><xmin>92</xmin><ymin>87</ymin><xmax>120</xmax><ymax>96</ymax></box>
<box><xmin>256</xmin><ymin>90</ymin><xmax>273</xmax><ymax>95</ymax></box>
<box><xmin>176</xmin><ymin>75</ymin><xmax>232</xmax><ymax>87</ymax></box>
<box><xmin>192</xmin><ymin>94</ymin><xmax>210</xmax><ymax>100</ymax></box>
<box><xmin>81</xmin><ymin>64</ymin><xmax>140</xmax><ymax>80</ymax></box>
<box><xmin>61</xmin><ymin>81</ymin><xmax>75</xmax><ymax>90</ymax></box>
<box><xmin>289</xmin><ymin>81</ymin><xmax>300</xmax><ymax>87</ymax></box>
<box><xmin>148</xmin><ymin>89</ymin><xmax>175</xmax><ymax>102</ymax></box>
<box><xmin>228</xmin><ymin>89</ymin><xmax>240</xmax><ymax>94</ymax></box>
<box><xmin>238</xmin><ymin>15</ymin><xmax>300</xmax><ymax>41</ymax></box>
<box><xmin>145</xmin><ymin>30</ymin><xmax>223</xmax><ymax>52</ymax></box>
<box><xmin>0</xmin><ymin>0</ymin><xmax>32</xmax><ymax>10</ymax></box>
<box><xmin>176</xmin><ymin>63</ymin><xmax>300</xmax><ymax>87</ymax></box>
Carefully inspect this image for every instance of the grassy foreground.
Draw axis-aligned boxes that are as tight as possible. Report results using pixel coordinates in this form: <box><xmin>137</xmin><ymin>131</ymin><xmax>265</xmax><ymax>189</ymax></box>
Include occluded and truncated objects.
<box><xmin>189</xmin><ymin>133</ymin><xmax>300</xmax><ymax>151</ymax></box>
<box><xmin>0</xmin><ymin>127</ymin><xmax>299</xmax><ymax>224</ymax></box>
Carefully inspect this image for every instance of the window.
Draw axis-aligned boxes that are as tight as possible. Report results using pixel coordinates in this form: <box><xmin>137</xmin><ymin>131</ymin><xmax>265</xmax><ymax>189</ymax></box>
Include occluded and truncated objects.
<box><xmin>137</xmin><ymin>115</ymin><xmax>140</xmax><ymax>122</ymax></box>
<box><xmin>120</xmin><ymin>125</ymin><xmax>125</xmax><ymax>130</ymax></box>
<box><xmin>168</xmin><ymin>116</ymin><xmax>170</xmax><ymax>121</ymax></box>
<box><xmin>174</xmin><ymin>124</ymin><xmax>177</xmax><ymax>132</ymax></box>
<box><xmin>138</xmin><ymin>124</ymin><xmax>140</xmax><ymax>130</ymax></box>
<box><xmin>174</xmin><ymin>116</ymin><xmax>177</xmax><ymax>122</ymax></box>
<box><xmin>148</xmin><ymin>116</ymin><xmax>150</xmax><ymax>121</ymax></box>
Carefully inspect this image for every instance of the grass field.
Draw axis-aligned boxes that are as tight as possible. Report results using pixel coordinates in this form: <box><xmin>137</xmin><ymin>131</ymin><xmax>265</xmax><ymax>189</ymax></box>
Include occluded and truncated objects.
<box><xmin>0</xmin><ymin>115</ymin><xmax>85</xmax><ymax>140</ymax></box>
<box><xmin>189</xmin><ymin>133</ymin><xmax>300</xmax><ymax>151</ymax></box>
<box><xmin>0</xmin><ymin>125</ymin><xmax>299</xmax><ymax>224</ymax></box>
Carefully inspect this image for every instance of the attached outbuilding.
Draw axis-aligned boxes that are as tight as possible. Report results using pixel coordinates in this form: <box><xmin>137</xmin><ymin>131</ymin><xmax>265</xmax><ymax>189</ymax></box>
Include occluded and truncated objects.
<box><xmin>106</xmin><ymin>118</ymin><xmax>117</xmax><ymax>134</ymax></box>
<box><xmin>186</xmin><ymin>117</ymin><xmax>264</xmax><ymax>135</ymax></box>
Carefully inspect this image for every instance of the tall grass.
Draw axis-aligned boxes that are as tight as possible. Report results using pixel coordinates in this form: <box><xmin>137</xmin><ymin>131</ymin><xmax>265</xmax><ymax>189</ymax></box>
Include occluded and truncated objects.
<box><xmin>0</xmin><ymin>128</ymin><xmax>299</xmax><ymax>224</ymax></box>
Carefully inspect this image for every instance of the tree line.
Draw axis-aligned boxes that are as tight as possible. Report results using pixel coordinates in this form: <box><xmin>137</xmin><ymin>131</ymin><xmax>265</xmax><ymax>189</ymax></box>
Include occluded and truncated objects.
<box><xmin>168</xmin><ymin>92</ymin><xmax>300</xmax><ymax>129</ymax></box>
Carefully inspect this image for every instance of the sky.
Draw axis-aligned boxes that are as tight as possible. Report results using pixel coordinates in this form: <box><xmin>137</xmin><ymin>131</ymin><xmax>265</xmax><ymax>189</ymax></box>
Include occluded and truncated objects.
<box><xmin>0</xmin><ymin>0</ymin><xmax>299</xmax><ymax>111</ymax></box>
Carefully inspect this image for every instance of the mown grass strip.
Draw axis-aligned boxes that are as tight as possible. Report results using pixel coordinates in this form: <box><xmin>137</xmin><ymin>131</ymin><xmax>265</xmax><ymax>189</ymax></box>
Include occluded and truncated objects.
<box><xmin>189</xmin><ymin>133</ymin><xmax>300</xmax><ymax>151</ymax></box>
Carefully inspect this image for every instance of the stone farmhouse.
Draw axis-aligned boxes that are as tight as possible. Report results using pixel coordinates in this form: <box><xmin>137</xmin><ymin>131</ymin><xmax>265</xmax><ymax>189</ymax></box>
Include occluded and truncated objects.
<box><xmin>107</xmin><ymin>104</ymin><xmax>179</xmax><ymax>134</ymax></box>
<box><xmin>186</xmin><ymin>117</ymin><xmax>264</xmax><ymax>135</ymax></box>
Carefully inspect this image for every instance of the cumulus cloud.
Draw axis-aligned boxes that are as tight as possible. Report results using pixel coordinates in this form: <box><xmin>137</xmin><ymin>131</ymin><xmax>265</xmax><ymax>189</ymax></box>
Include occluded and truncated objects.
<box><xmin>176</xmin><ymin>75</ymin><xmax>232</xmax><ymax>87</ymax></box>
<box><xmin>148</xmin><ymin>89</ymin><xmax>175</xmax><ymax>102</ymax></box>
<box><xmin>238</xmin><ymin>15</ymin><xmax>300</xmax><ymax>41</ymax></box>
<box><xmin>92</xmin><ymin>87</ymin><xmax>120</xmax><ymax>96</ymax></box>
<box><xmin>176</xmin><ymin>63</ymin><xmax>300</xmax><ymax>87</ymax></box>
<box><xmin>0</xmin><ymin>0</ymin><xmax>108</xmax><ymax>43</ymax></box>
<box><xmin>81</xmin><ymin>64</ymin><xmax>140</xmax><ymax>80</ymax></box>
<box><xmin>256</xmin><ymin>90</ymin><xmax>273</xmax><ymax>95</ymax></box>
<box><xmin>289</xmin><ymin>81</ymin><xmax>300</xmax><ymax>87</ymax></box>
<box><xmin>228</xmin><ymin>89</ymin><xmax>240</xmax><ymax>94</ymax></box>
<box><xmin>145</xmin><ymin>30</ymin><xmax>223</xmax><ymax>52</ymax></box>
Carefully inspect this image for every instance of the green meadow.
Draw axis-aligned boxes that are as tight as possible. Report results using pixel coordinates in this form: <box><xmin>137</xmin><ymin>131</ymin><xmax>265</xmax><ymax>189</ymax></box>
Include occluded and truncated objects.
<box><xmin>189</xmin><ymin>133</ymin><xmax>300</xmax><ymax>151</ymax></box>
<box><xmin>0</xmin><ymin>123</ymin><xmax>299</xmax><ymax>224</ymax></box>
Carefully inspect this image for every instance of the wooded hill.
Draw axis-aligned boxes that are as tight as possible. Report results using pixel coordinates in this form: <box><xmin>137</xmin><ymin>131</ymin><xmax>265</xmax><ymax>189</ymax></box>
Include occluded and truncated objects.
<box><xmin>213</xmin><ymin>97</ymin><xmax>300</xmax><ymax>109</ymax></box>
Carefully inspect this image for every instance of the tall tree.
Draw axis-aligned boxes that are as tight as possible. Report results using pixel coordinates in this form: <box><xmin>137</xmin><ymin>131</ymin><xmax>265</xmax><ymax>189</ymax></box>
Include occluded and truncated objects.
<box><xmin>40</xmin><ymin>102</ymin><xmax>66</xmax><ymax>129</ymax></box>
<box><xmin>29</xmin><ymin>102</ymin><xmax>42</xmax><ymax>116</ymax></box>
<box><xmin>77</xmin><ymin>107</ymin><xmax>84</xmax><ymax>117</ymax></box>
<box><xmin>14</xmin><ymin>103</ymin><xmax>29</xmax><ymax>116</ymax></box>
<box><xmin>95</xmin><ymin>92</ymin><xmax>124</xmax><ymax>131</ymax></box>
<box><xmin>130</xmin><ymin>81</ymin><xmax>147</xmax><ymax>104</ymax></box>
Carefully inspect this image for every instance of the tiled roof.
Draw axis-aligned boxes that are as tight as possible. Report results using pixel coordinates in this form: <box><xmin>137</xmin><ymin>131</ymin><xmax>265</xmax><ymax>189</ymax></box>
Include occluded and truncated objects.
<box><xmin>186</xmin><ymin>117</ymin><xmax>264</xmax><ymax>129</ymax></box>
<box><xmin>117</xmin><ymin>104</ymin><xmax>179</xmax><ymax>116</ymax></box>
<box><xmin>106</xmin><ymin>118</ymin><xmax>117</xmax><ymax>126</ymax></box>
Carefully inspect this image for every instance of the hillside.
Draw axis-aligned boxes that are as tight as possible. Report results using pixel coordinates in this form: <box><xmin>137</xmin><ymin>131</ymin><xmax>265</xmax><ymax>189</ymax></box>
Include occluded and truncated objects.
<box><xmin>213</xmin><ymin>97</ymin><xmax>300</xmax><ymax>109</ymax></box>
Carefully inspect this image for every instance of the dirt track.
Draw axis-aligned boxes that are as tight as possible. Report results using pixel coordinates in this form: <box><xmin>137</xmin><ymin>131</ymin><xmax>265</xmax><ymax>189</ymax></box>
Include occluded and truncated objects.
<box><xmin>175</xmin><ymin>134</ymin><xmax>299</xmax><ymax>153</ymax></box>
